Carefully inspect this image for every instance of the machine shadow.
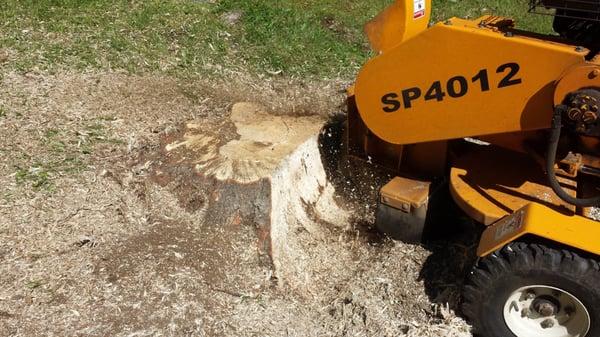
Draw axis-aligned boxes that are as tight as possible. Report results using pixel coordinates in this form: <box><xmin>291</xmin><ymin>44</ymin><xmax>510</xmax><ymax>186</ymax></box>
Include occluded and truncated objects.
<box><xmin>418</xmin><ymin>216</ymin><xmax>481</xmax><ymax>317</ymax></box>
<box><xmin>317</xmin><ymin>113</ymin><xmax>482</xmax><ymax>320</ymax></box>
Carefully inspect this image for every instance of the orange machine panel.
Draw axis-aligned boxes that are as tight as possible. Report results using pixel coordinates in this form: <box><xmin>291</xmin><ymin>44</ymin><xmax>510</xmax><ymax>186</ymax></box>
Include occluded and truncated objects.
<box><xmin>354</xmin><ymin>17</ymin><xmax>587</xmax><ymax>145</ymax></box>
<box><xmin>365</xmin><ymin>0</ymin><xmax>431</xmax><ymax>53</ymax></box>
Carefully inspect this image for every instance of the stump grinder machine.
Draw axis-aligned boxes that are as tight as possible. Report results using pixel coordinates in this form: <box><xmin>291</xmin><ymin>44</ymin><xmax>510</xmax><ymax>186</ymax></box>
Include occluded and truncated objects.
<box><xmin>347</xmin><ymin>0</ymin><xmax>600</xmax><ymax>336</ymax></box>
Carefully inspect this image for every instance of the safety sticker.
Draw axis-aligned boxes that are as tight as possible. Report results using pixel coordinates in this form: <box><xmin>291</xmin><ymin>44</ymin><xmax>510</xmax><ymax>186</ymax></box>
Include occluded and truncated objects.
<box><xmin>413</xmin><ymin>0</ymin><xmax>426</xmax><ymax>19</ymax></box>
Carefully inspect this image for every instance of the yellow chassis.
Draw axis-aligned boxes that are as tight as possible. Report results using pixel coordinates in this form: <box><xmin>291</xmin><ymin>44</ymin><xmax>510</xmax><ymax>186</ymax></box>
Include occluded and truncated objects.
<box><xmin>351</xmin><ymin>0</ymin><xmax>600</xmax><ymax>258</ymax></box>
<box><xmin>478</xmin><ymin>203</ymin><xmax>600</xmax><ymax>257</ymax></box>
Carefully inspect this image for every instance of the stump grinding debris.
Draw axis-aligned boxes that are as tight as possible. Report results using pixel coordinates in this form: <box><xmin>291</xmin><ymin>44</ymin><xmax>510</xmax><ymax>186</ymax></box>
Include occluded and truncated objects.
<box><xmin>0</xmin><ymin>72</ymin><xmax>472</xmax><ymax>337</ymax></box>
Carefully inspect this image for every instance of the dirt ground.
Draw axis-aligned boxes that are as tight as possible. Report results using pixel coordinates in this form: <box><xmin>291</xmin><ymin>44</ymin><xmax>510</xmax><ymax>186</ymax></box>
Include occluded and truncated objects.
<box><xmin>0</xmin><ymin>70</ymin><xmax>474</xmax><ymax>336</ymax></box>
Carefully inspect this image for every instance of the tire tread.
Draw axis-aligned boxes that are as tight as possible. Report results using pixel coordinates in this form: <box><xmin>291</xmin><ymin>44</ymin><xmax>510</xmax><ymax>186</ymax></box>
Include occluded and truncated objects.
<box><xmin>463</xmin><ymin>241</ymin><xmax>600</xmax><ymax>337</ymax></box>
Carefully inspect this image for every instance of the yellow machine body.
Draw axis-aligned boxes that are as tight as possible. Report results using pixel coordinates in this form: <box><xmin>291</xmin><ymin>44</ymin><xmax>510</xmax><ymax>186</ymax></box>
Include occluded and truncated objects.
<box><xmin>350</xmin><ymin>0</ymin><xmax>600</xmax><ymax>258</ymax></box>
<box><xmin>477</xmin><ymin>203</ymin><xmax>600</xmax><ymax>257</ymax></box>
<box><xmin>449</xmin><ymin>146</ymin><xmax>577</xmax><ymax>226</ymax></box>
<box><xmin>364</xmin><ymin>0</ymin><xmax>431</xmax><ymax>54</ymax></box>
<box><xmin>355</xmin><ymin>16</ymin><xmax>588</xmax><ymax>145</ymax></box>
<box><xmin>448</xmin><ymin>145</ymin><xmax>600</xmax><ymax>257</ymax></box>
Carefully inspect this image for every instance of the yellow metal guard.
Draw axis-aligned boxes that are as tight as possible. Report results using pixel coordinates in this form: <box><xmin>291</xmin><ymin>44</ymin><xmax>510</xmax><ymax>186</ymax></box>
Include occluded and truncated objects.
<box><xmin>478</xmin><ymin>203</ymin><xmax>600</xmax><ymax>257</ymax></box>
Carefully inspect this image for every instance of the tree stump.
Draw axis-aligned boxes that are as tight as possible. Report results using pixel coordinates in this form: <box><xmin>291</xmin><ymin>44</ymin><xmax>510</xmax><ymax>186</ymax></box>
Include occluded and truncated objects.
<box><xmin>150</xmin><ymin>102</ymin><xmax>350</xmax><ymax>290</ymax></box>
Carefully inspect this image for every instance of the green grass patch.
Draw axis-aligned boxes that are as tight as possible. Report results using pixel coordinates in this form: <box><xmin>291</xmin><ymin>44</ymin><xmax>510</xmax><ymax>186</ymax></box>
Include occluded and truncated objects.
<box><xmin>14</xmin><ymin>154</ymin><xmax>87</xmax><ymax>191</ymax></box>
<box><xmin>1</xmin><ymin>0</ymin><xmax>229</xmax><ymax>74</ymax></box>
<box><xmin>25</xmin><ymin>279</ymin><xmax>44</xmax><ymax>290</ymax></box>
<box><xmin>12</xmin><ymin>122</ymin><xmax>123</xmax><ymax>191</ymax></box>
<box><xmin>15</xmin><ymin>166</ymin><xmax>52</xmax><ymax>190</ymax></box>
<box><xmin>213</xmin><ymin>0</ymin><xmax>391</xmax><ymax>76</ymax></box>
<box><xmin>0</xmin><ymin>0</ymin><xmax>554</xmax><ymax>78</ymax></box>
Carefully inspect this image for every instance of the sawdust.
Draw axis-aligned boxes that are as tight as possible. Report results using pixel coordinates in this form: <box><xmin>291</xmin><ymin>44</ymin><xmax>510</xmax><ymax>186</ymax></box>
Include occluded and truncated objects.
<box><xmin>0</xmin><ymin>71</ymin><xmax>472</xmax><ymax>337</ymax></box>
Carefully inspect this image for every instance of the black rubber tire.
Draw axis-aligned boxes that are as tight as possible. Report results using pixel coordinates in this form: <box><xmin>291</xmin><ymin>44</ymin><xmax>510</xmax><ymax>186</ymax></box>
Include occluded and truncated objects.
<box><xmin>463</xmin><ymin>242</ymin><xmax>600</xmax><ymax>337</ymax></box>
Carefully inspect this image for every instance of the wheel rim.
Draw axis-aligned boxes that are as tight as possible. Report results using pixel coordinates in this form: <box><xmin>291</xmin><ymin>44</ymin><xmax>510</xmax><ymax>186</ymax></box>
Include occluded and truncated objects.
<box><xmin>503</xmin><ymin>285</ymin><xmax>591</xmax><ymax>337</ymax></box>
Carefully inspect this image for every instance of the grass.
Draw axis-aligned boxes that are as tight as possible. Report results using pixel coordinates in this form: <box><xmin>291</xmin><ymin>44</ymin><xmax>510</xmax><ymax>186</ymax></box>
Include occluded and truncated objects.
<box><xmin>0</xmin><ymin>1</ymin><xmax>228</xmax><ymax>74</ymax></box>
<box><xmin>15</xmin><ymin>166</ymin><xmax>52</xmax><ymax>190</ymax></box>
<box><xmin>12</xmin><ymin>121</ymin><xmax>121</xmax><ymax>191</ymax></box>
<box><xmin>0</xmin><ymin>1</ymin><xmax>555</xmax><ymax>191</ymax></box>
<box><xmin>25</xmin><ymin>279</ymin><xmax>44</xmax><ymax>290</ymax></box>
<box><xmin>0</xmin><ymin>0</ymin><xmax>552</xmax><ymax>79</ymax></box>
<box><xmin>214</xmin><ymin>0</ymin><xmax>391</xmax><ymax>76</ymax></box>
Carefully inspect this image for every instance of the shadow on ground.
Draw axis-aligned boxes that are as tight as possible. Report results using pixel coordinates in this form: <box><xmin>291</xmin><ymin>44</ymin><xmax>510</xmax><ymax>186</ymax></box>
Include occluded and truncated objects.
<box><xmin>317</xmin><ymin>112</ymin><xmax>482</xmax><ymax>320</ymax></box>
<box><xmin>419</xmin><ymin>225</ymin><xmax>480</xmax><ymax>316</ymax></box>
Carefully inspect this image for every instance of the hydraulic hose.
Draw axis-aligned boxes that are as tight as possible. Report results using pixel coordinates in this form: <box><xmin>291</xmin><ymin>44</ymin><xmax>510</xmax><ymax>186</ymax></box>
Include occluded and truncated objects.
<box><xmin>546</xmin><ymin>104</ymin><xmax>600</xmax><ymax>207</ymax></box>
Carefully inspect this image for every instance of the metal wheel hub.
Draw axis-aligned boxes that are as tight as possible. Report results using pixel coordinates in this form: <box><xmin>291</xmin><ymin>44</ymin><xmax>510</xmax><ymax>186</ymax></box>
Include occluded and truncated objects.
<box><xmin>503</xmin><ymin>285</ymin><xmax>591</xmax><ymax>337</ymax></box>
<box><xmin>532</xmin><ymin>296</ymin><xmax>560</xmax><ymax>317</ymax></box>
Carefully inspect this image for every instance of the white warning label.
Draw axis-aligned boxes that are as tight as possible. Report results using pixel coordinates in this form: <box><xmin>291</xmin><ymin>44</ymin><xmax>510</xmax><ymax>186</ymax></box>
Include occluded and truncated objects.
<box><xmin>413</xmin><ymin>0</ymin><xmax>426</xmax><ymax>19</ymax></box>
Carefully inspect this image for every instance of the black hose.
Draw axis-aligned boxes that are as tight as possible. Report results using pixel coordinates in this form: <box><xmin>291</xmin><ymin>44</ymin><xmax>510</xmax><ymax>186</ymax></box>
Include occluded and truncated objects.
<box><xmin>546</xmin><ymin>104</ymin><xmax>600</xmax><ymax>207</ymax></box>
